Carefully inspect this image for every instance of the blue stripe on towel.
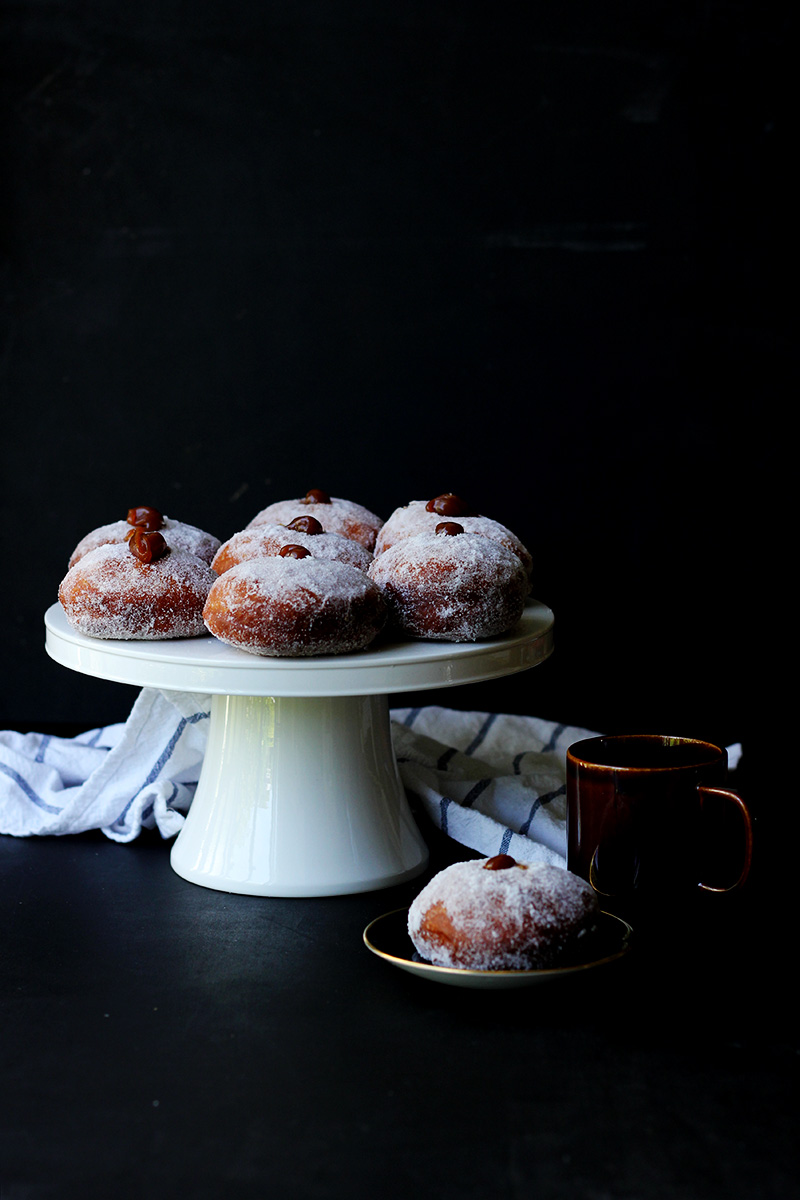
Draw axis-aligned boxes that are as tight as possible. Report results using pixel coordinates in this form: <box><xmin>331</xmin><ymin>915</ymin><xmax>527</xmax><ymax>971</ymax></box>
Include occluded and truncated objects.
<box><xmin>109</xmin><ymin>711</ymin><xmax>209</xmax><ymax>831</ymax></box>
<box><xmin>439</xmin><ymin>796</ymin><xmax>452</xmax><ymax>835</ymax></box>
<box><xmin>34</xmin><ymin>735</ymin><xmax>51</xmax><ymax>764</ymax></box>
<box><xmin>518</xmin><ymin>784</ymin><xmax>565</xmax><ymax>835</ymax></box>
<box><xmin>499</xmin><ymin>828</ymin><xmax>513</xmax><ymax>854</ymax></box>
<box><xmin>140</xmin><ymin>781</ymin><xmax>178</xmax><ymax>826</ymax></box>
<box><xmin>437</xmin><ymin>713</ymin><xmax>499</xmax><ymax>772</ymax></box>
<box><xmin>464</xmin><ymin>712</ymin><xmax>498</xmax><ymax>756</ymax></box>
<box><xmin>541</xmin><ymin>723</ymin><xmax>565</xmax><ymax>753</ymax></box>
<box><xmin>0</xmin><ymin>761</ymin><xmax>63</xmax><ymax>815</ymax></box>
<box><xmin>519</xmin><ymin>797</ymin><xmax>542</xmax><ymax>835</ymax></box>
<box><xmin>462</xmin><ymin>778</ymin><xmax>492</xmax><ymax>808</ymax></box>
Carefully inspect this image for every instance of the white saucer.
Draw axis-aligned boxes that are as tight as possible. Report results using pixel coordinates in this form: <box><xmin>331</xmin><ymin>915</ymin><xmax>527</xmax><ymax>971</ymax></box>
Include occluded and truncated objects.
<box><xmin>363</xmin><ymin>908</ymin><xmax>633</xmax><ymax>989</ymax></box>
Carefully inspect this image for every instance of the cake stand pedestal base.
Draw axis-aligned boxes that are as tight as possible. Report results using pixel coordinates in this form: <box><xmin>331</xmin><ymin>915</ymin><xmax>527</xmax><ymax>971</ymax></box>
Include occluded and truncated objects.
<box><xmin>170</xmin><ymin>691</ymin><xmax>428</xmax><ymax>897</ymax></box>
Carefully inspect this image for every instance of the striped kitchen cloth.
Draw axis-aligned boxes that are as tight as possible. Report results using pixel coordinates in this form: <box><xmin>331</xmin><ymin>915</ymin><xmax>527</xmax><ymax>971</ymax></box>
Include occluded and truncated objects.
<box><xmin>390</xmin><ymin>707</ymin><xmax>598</xmax><ymax>866</ymax></box>
<box><xmin>0</xmin><ymin>688</ymin><xmax>210</xmax><ymax>842</ymax></box>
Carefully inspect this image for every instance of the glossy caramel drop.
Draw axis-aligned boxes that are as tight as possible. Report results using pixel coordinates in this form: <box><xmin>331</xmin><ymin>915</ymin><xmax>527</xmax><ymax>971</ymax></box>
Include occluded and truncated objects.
<box><xmin>483</xmin><ymin>854</ymin><xmax>519</xmax><ymax>871</ymax></box>
<box><xmin>127</xmin><ymin>506</ymin><xmax>164</xmax><ymax>531</ymax></box>
<box><xmin>126</xmin><ymin>527</ymin><xmax>168</xmax><ymax>564</ymax></box>
<box><xmin>285</xmin><ymin>516</ymin><xmax>324</xmax><ymax>534</ymax></box>
<box><xmin>425</xmin><ymin>494</ymin><xmax>475</xmax><ymax>518</ymax></box>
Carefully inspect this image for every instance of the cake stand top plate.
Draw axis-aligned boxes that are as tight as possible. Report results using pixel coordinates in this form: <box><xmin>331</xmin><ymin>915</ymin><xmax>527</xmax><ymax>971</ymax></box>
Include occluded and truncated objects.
<box><xmin>44</xmin><ymin>600</ymin><xmax>554</xmax><ymax>698</ymax></box>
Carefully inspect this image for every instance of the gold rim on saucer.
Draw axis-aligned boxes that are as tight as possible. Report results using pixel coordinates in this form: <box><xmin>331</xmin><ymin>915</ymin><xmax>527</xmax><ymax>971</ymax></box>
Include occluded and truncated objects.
<box><xmin>363</xmin><ymin>908</ymin><xmax>633</xmax><ymax>990</ymax></box>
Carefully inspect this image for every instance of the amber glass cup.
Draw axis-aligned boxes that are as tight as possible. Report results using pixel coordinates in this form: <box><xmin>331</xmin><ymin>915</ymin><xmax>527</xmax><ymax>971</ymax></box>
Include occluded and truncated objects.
<box><xmin>566</xmin><ymin>735</ymin><xmax>753</xmax><ymax>919</ymax></box>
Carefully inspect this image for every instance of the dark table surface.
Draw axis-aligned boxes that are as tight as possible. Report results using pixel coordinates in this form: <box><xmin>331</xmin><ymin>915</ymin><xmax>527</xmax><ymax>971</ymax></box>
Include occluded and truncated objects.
<box><xmin>1</xmin><ymin>783</ymin><xmax>794</xmax><ymax>1200</ymax></box>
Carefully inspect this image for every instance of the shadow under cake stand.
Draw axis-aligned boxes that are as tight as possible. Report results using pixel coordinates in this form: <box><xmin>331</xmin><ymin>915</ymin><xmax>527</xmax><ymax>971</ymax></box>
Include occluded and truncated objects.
<box><xmin>45</xmin><ymin>601</ymin><xmax>554</xmax><ymax>897</ymax></box>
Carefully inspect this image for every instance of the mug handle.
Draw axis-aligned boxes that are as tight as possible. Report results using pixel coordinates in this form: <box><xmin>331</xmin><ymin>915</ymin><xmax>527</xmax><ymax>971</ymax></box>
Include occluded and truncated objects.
<box><xmin>697</xmin><ymin>786</ymin><xmax>753</xmax><ymax>892</ymax></box>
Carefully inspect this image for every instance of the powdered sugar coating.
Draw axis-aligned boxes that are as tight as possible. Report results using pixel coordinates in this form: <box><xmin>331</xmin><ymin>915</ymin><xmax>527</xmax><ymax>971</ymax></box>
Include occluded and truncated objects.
<box><xmin>374</xmin><ymin>500</ymin><xmax>532</xmax><ymax>582</ymax></box>
<box><xmin>367</xmin><ymin>531</ymin><xmax>527</xmax><ymax>641</ymax></box>
<box><xmin>408</xmin><ymin>860</ymin><xmax>599</xmax><ymax>970</ymax></box>
<box><xmin>212</xmin><ymin>523</ymin><xmax>373</xmax><ymax>575</ymax></box>
<box><xmin>59</xmin><ymin>543</ymin><xmax>217</xmax><ymax>640</ymax></box>
<box><xmin>202</xmin><ymin>556</ymin><xmax>387</xmax><ymax>657</ymax></box>
<box><xmin>68</xmin><ymin>517</ymin><xmax>221</xmax><ymax>569</ymax></box>
<box><xmin>246</xmin><ymin>496</ymin><xmax>384</xmax><ymax>551</ymax></box>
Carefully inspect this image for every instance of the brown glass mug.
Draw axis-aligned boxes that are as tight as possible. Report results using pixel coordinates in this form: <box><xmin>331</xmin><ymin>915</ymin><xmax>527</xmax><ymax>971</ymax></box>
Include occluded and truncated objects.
<box><xmin>566</xmin><ymin>735</ymin><xmax>753</xmax><ymax>916</ymax></box>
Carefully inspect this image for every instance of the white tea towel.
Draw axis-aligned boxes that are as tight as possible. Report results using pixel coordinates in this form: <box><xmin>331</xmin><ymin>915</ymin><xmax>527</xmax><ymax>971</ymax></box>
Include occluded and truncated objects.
<box><xmin>390</xmin><ymin>706</ymin><xmax>600</xmax><ymax>866</ymax></box>
<box><xmin>0</xmin><ymin>688</ymin><xmax>211</xmax><ymax>842</ymax></box>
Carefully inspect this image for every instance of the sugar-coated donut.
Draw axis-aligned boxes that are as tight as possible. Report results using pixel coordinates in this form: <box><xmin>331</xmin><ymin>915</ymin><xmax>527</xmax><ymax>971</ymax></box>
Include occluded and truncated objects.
<box><xmin>202</xmin><ymin>555</ymin><xmax>387</xmax><ymax>657</ymax></box>
<box><xmin>246</xmin><ymin>489</ymin><xmax>383</xmax><ymax>551</ymax></box>
<box><xmin>408</xmin><ymin>857</ymin><xmax>600</xmax><ymax>970</ymax></box>
<box><xmin>212</xmin><ymin>520</ymin><xmax>373</xmax><ymax>575</ymax></box>
<box><xmin>59</xmin><ymin>541</ymin><xmax>217</xmax><ymax>640</ymax></box>
<box><xmin>69</xmin><ymin>510</ymin><xmax>220</xmax><ymax>568</ymax></box>
<box><xmin>374</xmin><ymin>496</ymin><xmax>532</xmax><ymax>583</ymax></box>
<box><xmin>367</xmin><ymin>525</ymin><xmax>528</xmax><ymax>641</ymax></box>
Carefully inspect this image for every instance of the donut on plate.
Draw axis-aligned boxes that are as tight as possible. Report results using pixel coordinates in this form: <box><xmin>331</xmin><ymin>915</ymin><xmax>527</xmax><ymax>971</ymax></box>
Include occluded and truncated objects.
<box><xmin>211</xmin><ymin>517</ymin><xmax>373</xmax><ymax>575</ymax></box>
<box><xmin>246</xmin><ymin>489</ymin><xmax>383</xmax><ymax>551</ymax></box>
<box><xmin>367</xmin><ymin>522</ymin><xmax>528</xmax><ymax>641</ymax></box>
<box><xmin>59</xmin><ymin>530</ymin><xmax>216</xmax><ymax>640</ymax></box>
<box><xmin>202</xmin><ymin>550</ymin><xmax>387</xmax><ymax>657</ymax></box>
<box><xmin>68</xmin><ymin>506</ymin><xmax>221</xmax><ymax>569</ymax></box>
<box><xmin>374</xmin><ymin>495</ymin><xmax>532</xmax><ymax>584</ymax></box>
<box><xmin>408</xmin><ymin>856</ymin><xmax>600</xmax><ymax>970</ymax></box>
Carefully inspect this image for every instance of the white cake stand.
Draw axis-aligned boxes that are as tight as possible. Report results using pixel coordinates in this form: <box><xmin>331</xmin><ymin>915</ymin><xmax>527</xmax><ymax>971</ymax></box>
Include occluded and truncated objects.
<box><xmin>45</xmin><ymin>601</ymin><xmax>554</xmax><ymax>897</ymax></box>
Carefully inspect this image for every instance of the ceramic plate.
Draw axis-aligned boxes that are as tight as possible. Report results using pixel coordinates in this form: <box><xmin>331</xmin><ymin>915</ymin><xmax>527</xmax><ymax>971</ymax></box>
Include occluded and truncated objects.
<box><xmin>363</xmin><ymin>908</ymin><xmax>633</xmax><ymax>989</ymax></box>
<box><xmin>45</xmin><ymin>600</ymin><xmax>553</xmax><ymax>697</ymax></box>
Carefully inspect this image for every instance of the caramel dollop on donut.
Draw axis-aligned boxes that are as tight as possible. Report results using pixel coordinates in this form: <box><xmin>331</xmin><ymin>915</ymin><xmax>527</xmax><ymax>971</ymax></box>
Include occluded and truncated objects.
<box><xmin>302</xmin><ymin>488</ymin><xmax>332</xmax><ymax>505</ymax></box>
<box><xmin>278</xmin><ymin>544</ymin><xmax>312</xmax><ymax>559</ymax></box>
<box><xmin>483</xmin><ymin>853</ymin><xmax>519</xmax><ymax>871</ymax></box>
<box><xmin>127</xmin><ymin>506</ymin><xmax>164</xmax><ymax>531</ymax></box>
<box><xmin>285</xmin><ymin>516</ymin><xmax>324</xmax><ymax>535</ymax></box>
<box><xmin>126</xmin><ymin>527</ymin><xmax>169</xmax><ymax>564</ymax></box>
<box><xmin>425</xmin><ymin>494</ymin><xmax>476</xmax><ymax>518</ymax></box>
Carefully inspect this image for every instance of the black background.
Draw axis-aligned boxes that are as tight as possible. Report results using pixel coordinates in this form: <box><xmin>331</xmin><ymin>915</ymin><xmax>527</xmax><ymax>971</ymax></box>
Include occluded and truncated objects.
<box><xmin>0</xmin><ymin>8</ymin><xmax>794</xmax><ymax>1196</ymax></box>
<box><xmin>2</xmin><ymin>1</ymin><xmax>787</xmax><ymax>759</ymax></box>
